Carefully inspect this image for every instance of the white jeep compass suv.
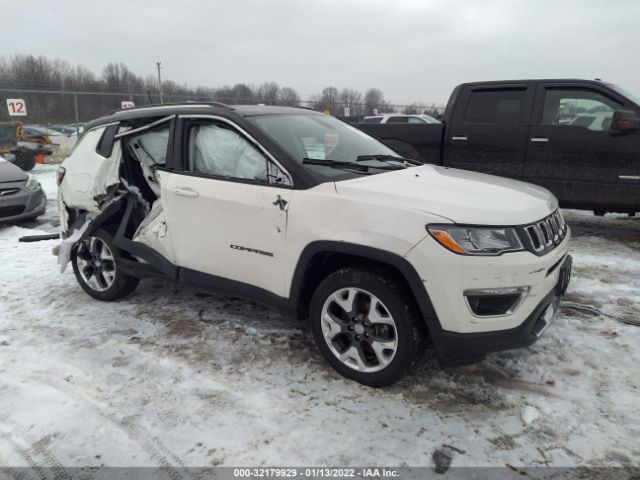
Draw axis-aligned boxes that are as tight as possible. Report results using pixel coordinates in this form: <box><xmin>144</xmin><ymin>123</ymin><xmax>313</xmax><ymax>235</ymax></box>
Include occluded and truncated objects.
<box><xmin>56</xmin><ymin>104</ymin><xmax>571</xmax><ymax>387</ymax></box>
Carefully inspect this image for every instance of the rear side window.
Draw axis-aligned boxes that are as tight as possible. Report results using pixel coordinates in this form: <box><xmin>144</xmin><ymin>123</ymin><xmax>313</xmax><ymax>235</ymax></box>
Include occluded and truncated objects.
<box><xmin>362</xmin><ymin>117</ymin><xmax>382</xmax><ymax>123</ymax></box>
<box><xmin>96</xmin><ymin>124</ymin><xmax>119</xmax><ymax>157</ymax></box>
<box><xmin>464</xmin><ymin>89</ymin><xmax>525</xmax><ymax>124</ymax></box>
<box><xmin>407</xmin><ymin>116</ymin><xmax>427</xmax><ymax>124</ymax></box>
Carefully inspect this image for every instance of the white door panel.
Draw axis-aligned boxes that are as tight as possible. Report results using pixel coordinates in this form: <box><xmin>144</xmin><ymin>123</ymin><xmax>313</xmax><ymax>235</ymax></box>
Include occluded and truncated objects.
<box><xmin>158</xmin><ymin>170</ymin><xmax>291</xmax><ymax>296</ymax></box>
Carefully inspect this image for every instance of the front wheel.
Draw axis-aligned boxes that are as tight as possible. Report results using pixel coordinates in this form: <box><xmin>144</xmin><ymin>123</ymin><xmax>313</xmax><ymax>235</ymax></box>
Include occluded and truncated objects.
<box><xmin>71</xmin><ymin>229</ymin><xmax>139</xmax><ymax>301</ymax></box>
<box><xmin>309</xmin><ymin>268</ymin><xmax>424</xmax><ymax>387</ymax></box>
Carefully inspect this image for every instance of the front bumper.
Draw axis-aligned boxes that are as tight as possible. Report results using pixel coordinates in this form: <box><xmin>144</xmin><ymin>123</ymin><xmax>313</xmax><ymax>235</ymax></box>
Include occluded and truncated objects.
<box><xmin>406</xmin><ymin>229</ymin><xmax>571</xmax><ymax>334</ymax></box>
<box><xmin>0</xmin><ymin>185</ymin><xmax>46</xmax><ymax>223</ymax></box>
<box><xmin>405</xmin><ymin>228</ymin><xmax>571</xmax><ymax>364</ymax></box>
<box><xmin>434</xmin><ymin>255</ymin><xmax>571</xmax><ymax>365</ymax></box>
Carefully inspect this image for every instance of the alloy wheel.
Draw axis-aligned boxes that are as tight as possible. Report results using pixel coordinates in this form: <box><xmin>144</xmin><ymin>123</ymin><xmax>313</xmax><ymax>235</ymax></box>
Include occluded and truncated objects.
<box><xmin>76</xmin><ymin>237</ymin><xmax>117</xmax><ymax>292</ymax></box>
<box><xmin>320</xmin><ymin>287</ymin><xmax>398</xmax><ymax>373</ymax></box>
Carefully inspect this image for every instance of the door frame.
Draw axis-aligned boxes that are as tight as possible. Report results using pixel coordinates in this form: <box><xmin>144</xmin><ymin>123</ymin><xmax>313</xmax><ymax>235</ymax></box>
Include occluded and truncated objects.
<box><xmin>444</xmin><ymin>83</ymin><xmax>536</xmax><ymax>178</ymax></box>
<box><xmin>171</xmin><ymin>114</ymin><xmax>294</xmax><ymax>188</ymax></box>
<box><xmin>529</xmin><ymin>82</ymin><xmax>633</xmax><ymax>125</ymax></box>
<box><xmin>525</xmin><ymin>82</ymin><xmax>639</xmax><ymax>210</ymax></box>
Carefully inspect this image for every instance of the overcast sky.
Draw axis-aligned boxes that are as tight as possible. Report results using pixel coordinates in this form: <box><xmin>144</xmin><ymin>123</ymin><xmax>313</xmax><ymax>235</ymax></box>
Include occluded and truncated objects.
<box><xmin>2</xmin><ymin>0</ymin><xmax>639</xmax><ymax>104</ymax></box>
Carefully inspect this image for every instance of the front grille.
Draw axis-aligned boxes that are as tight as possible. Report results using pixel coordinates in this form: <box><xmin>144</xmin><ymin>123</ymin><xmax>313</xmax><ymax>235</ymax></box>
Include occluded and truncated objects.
<box><xmin>522</xmin><ymin>210</ymin><xmax>567</xmax><ymax>255</ymax></box>
<box><xmin>0</xmin><ymin>205</ymin><xmax>26</xmax><ymax>218</ymax></box>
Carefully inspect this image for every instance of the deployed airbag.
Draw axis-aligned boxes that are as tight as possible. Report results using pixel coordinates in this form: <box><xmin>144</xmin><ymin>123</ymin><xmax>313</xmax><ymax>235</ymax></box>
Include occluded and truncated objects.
<box><xmin>192</xmin><ymin>124</ymin><xmax>267</xmax><ymax>181</ymax></box>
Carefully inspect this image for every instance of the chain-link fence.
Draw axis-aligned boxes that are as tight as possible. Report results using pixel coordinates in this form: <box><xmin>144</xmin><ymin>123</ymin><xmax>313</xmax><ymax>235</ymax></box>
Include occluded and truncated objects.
<box><xmin>0</xmin><ymin>87</ymin><xmax>445</xmax><ymax>127</ymax></box>
<box><xmin>0</xmin><ymin>87</ymin><xmax>445</xmax><ymax>162</ymax></box>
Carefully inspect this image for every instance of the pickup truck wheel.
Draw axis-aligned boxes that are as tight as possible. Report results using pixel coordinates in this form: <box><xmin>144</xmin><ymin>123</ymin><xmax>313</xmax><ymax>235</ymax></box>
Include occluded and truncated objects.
<box><xmin>309</xmin><ymin>268</ymin><xmax>424</xmax><ymax>387</ymax></box>
<box><xmin>71</xmin><ymin>229</ymin><xmax>139</xmax><ymax>301</ymax></box>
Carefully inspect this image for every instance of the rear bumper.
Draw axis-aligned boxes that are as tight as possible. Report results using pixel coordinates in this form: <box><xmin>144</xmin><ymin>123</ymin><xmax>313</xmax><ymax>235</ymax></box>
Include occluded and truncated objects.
<box><xmin>434</xmin><ymin>255</ymin><xmax>572</xmax><ymax>365</ymax></box>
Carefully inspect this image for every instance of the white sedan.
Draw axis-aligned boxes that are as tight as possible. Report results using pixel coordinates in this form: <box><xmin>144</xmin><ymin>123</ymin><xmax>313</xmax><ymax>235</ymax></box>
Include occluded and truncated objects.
<box><xmin>361</xmin><ymin>114</ymin><xmax>441</xmax><ymax>124</ymax></box>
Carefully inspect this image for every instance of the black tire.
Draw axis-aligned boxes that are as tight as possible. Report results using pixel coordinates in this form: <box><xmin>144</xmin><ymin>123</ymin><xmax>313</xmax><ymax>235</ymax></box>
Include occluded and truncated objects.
<box><xmin>309</xmin><ymin>268</ymin><xmax>425</xmax><ymax>387</ymax></box>
<box><xmin>71</xmin><ymin>229</ymin><xmax>139</xmax><ymax>301</ymax></box>
<box><xmin>9</xmin><ymin>151</ymin><xmax>36</xmax><ymax>171</ymax></box>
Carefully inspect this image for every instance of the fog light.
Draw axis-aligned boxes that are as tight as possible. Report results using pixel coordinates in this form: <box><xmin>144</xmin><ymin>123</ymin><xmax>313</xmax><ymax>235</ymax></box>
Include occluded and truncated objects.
<box><xmin>464</xmin><ymin>287</ymin><xmax>530</xmax><ymax>317</ymax></box>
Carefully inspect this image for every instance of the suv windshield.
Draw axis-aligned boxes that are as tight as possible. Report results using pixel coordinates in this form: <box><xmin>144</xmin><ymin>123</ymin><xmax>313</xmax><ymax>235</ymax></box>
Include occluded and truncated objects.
<box><xmin>250</xmin><ymin>114</ymin><xmax>402</xmax><ymax>177</ymax></box>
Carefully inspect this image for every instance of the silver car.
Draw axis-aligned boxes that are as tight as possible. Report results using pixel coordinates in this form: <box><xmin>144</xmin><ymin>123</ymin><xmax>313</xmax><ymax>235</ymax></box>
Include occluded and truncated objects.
<box><xmin>0</xmin><ymin>154</ymin><xmax>46</xmax><ymax>223</ymax></box>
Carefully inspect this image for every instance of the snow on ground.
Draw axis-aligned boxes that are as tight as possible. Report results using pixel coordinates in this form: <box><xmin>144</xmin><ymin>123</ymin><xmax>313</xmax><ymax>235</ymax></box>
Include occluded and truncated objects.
<box><xmin>0</xmin><ymin>166</ymin><xmax>638</xmax><ymax>469</ymax></box>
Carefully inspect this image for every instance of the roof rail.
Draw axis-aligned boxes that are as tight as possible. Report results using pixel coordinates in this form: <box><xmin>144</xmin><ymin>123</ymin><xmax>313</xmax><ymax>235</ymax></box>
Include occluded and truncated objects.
<box><xmin>105</xmin><ymin>101</ymin><xmax>234</xmax><ymax>116</ymax></box>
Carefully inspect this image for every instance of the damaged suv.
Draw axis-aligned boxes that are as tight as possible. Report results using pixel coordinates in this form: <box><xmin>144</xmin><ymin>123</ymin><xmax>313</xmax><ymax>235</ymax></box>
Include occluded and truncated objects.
<box><xmin>57</xmin><ymin>104</ymin><xmax>571</xmax><ymax>386</ymax></box>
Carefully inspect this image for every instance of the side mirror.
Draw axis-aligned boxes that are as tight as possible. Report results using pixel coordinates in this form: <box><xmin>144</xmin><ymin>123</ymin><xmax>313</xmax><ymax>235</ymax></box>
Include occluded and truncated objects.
<box><xmin>611</xmin><ymin>110</ymin><xmax>640</xmax><ymax>131</ymax></box>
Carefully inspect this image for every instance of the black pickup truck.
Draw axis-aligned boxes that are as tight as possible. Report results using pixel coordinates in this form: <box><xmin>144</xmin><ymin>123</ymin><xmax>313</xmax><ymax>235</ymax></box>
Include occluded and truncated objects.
<box><xmin>357</xmin><ymin>79</ymin><xmax>640</xmax><ymax>215</ymax></box>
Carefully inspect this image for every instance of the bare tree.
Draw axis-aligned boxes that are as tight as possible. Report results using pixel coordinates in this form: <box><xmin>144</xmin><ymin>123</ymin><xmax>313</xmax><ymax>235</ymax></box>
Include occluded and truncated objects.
<box><xmin>231</xmin><ymin>83</ymin><xmax>255</xmax><ymax>104</ymax></box>
<box><xmin>279</xmin><ymin>86</ymin><xmax>300</xmax><ymax>106</ymax></box>
<box><xmin>403</xmin><ymin>103</ymin><xmax>418</xmax><ymax>114</ymax></box>
<box><xmin>340</xmin><ymin>88</ymin><xmax>363</xmax><ymax>116</ymax></box>
<box><xmin>363</xmin><ymin>88</ymin><xmax>386</xmax><ymax>115</ymax></box>
<box><xmin>317</xmin><ymin>86</ymin><xmax>340</xmax><ymax>114</ymax></box>
<box><xmin>0</xmin><ymin>54</ymin><xmax>431</xmax><ymax>124</ymax></box>
<box><xmin>256</xmin><ymin>81</ymin><xmax>280</xmax><ymax>104</ymax></box>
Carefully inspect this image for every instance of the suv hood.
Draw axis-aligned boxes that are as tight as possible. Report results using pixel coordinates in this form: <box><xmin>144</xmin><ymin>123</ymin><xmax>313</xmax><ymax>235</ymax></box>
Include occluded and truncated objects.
<box><xmin>0</xmin><ymin>158</ymin><xmax>27</xmax><ymax>183</ymax></box>
<box><xmin>334</xmin><ymin>165</ymin><xmax>557</xmax><ymax>225</ymax></box>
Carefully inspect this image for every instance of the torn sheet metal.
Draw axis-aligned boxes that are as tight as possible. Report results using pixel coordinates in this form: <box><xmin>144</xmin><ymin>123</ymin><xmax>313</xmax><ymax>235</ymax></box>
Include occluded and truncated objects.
<box><xmin>55</xmin><ymin>220</ymin><xmax>90</xmax><ymax>273</ymax></box>
<box><xmin>132</xmin><ymin>200</ymin><xmax>173</xmax><ymax>262</ymax></box>
<box><xmin>59</xmin><ymin>127</ymin><xmax>121</xmax><ymax>213</ymax></box>
<box><xmin>120</xmin><ymin>178</ymin><xmax>150</xmax><ymax>215</ymax></box>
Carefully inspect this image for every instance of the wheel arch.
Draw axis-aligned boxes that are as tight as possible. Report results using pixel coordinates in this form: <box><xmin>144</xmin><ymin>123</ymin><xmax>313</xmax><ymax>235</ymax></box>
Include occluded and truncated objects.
<box><xmin>290</xmin><ymin>241</ymin><xmax>440</xmax><ymax>334</ymax></box>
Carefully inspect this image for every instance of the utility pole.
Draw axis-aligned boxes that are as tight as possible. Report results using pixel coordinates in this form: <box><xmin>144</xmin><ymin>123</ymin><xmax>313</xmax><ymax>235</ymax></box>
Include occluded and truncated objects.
<box><xmin>156</xmin><ymin>61</ymin><xmax>163</xmax><ymax>104</ymax></box>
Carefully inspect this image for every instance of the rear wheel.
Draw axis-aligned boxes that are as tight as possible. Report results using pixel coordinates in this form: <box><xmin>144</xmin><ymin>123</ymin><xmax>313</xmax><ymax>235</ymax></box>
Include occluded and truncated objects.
<box><xmin>309</xmin><ymin>268</ymin><xmax>424</xmax><ymax>387</ymax></box>
<box><xmin>71</xmin><ymin>229</ymin><xmax>139</xmax><ymax>301</ymax></box>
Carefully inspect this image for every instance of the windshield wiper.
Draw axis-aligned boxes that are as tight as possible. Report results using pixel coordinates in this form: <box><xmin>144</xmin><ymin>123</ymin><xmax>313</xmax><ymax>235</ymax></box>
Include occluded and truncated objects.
<box><xmin>302</xmin><ymin>158</ymin><xmax>402</xmax><ymax>172</ymax></box>
<box><xmin>356</xmin><ymin>154</ymin><xmax>422</xmax><ymax>166</ymax></box>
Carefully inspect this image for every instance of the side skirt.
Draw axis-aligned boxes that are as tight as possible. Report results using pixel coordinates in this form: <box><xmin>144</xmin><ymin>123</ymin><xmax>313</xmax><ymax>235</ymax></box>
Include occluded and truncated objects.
<box><xmin>178</xmin><ymin>268</ymin><xmax>293</xmax><ymax>311</ymax></box>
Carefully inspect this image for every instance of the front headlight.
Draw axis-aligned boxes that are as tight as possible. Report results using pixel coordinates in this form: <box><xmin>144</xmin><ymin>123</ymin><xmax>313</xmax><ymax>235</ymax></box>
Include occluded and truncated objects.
<box><xmin>24</xmin><ymin>173</ymin><xmax>41</xmax><ymax>191</ymax></box>
<box><xmin>427</xmin><ymin>224</ymin><xmax>523</xmax><ymax>256</ymax></box>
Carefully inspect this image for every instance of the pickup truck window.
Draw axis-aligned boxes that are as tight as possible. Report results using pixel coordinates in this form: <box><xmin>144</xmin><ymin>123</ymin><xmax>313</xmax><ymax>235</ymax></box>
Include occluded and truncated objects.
<box><xmin>541</xmin><ymin>89</ymin><xmax>622</xmax><ymax>131</ymax></box>
<box><xmin>464</xmin><ymin>89</ymin><xmax>524</xmax><ymax>124</ymax></box>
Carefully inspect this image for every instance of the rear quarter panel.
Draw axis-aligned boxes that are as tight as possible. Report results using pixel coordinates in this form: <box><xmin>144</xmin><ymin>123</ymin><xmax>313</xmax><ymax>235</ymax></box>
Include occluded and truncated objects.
<box><xmin>59</xmin><ymin>126</ymin><xmax>121</xmax><ymax>213</ymax></box>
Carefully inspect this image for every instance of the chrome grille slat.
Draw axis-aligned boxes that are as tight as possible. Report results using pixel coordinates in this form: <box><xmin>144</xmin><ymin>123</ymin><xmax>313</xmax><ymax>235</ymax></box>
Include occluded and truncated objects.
<box><xmin>525</xmin><ymin>225</ymin><xmax>544</xmax><ymax>252</ymax></box>
<box><xmin>538</xmin><ymin>221</ymin><xmax>552</xmax><ymax>246</ymax></box>
<box><xmin>547</xmin><ymin>216</ymin><xmax>559</xmax><ymax>243</ymax></box>
<box><xmin>524</xmin><ymin>209</ymin><xmax>567</xmax><ymax>255</ymax></box>
<box><xmin>0</xmin><ymin>188</ymin><xmax>20</xmax><ymax>197</ymax></box>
